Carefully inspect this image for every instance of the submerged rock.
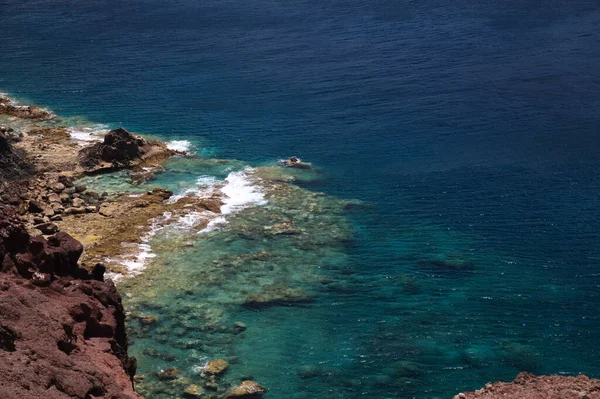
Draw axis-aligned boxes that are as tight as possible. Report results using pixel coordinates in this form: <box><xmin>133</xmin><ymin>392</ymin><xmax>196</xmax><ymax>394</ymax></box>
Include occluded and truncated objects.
<box><xmin>227</xmin><ymin>380</ymin><xmax>266</xmax><ymax>398</ymax></box>
<box><xmin>243</xmin><ymin>285</ymin><xmax>314</xmax><ymax>308</ymax></box>
<box><xmin>156</xmin><ymin>368</ymin><xmax>181</xmax><ymax>380</ymax></box>
<box><xmin>184</xmin><ymin>384</ymin><xmax>205</xmax><ymax>397</ymax></box>
<box><xmin>203</xmin><ymin>359</ymin><xmax>229</xmax><ymax>376</ymax></box>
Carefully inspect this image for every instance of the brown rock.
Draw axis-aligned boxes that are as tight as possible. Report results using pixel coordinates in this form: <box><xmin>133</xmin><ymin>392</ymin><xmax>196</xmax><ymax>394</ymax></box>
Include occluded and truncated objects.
<box><xmin>51</xmin><ymin>182</ymin><xmax>66</xmax><ymax>193</ymax></box>
<box><xmin>157</xmin><ymin>368</ymin><xmax>181</xmax><ymax>380</ymax></box>
<box><xmin>35</xmin><ymin>222</ymin><xmax>59</xmax><ymax>235</ymax></box>
<box><xmin>227</xmin><ymin>381</ymin><xmax>266</xmax><ymax>398</ymax></box>
<box><xmin>72</xmin><ymin>197</ymin><xmax>85</xmax><ymax>207</ymax></box>
<box><xmin>454</xmin><ymin>372</ymin><xmax>600</xmax><ymax>399</ymax></box>
<box><xmin>0</xmin><ymin>96</ymin><xmax>53</xmax><ymax>120</ymax></box>
<box><xmin>204</xmin><ymin>359</ymin><xmax>229</xmax><ymax>376</ymax></box>
<box><xmin>184</xmin><ymin>384</ymin><xmax>205</xmax><ymax>397</ymax></box>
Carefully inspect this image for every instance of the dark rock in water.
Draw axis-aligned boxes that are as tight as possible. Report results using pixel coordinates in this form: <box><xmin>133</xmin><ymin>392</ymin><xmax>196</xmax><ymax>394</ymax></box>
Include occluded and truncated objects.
<box><xmin>78</xmin><ymin>127</ymin><xmax>174</xmax><ymax>174</ymax></box>
<box><xmin>278</xmin><ymin>156</ymin><xmax>312</xmax><ymax>169</ymax></box>
<box><xmin>0</xmin><ymin>204</ymin><xmax>142</xmax><ymax>398</ymax></box>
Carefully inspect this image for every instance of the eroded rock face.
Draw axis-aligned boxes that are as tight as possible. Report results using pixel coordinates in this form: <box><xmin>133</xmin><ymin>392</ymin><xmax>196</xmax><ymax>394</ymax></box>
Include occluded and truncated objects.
<box><xmin>454</xmin><ymin>372</ymin><xmax>600</xmax><ymax>399</ymax></box>
<box><xmin>78</xmin><ymin>128</ymin><xmax>175</xmax><ymax>174</ymax></box>
<box><xmin>0</xmin><ymin>205</ymin><xmax>142</xmax><ymax>399</ymax></box>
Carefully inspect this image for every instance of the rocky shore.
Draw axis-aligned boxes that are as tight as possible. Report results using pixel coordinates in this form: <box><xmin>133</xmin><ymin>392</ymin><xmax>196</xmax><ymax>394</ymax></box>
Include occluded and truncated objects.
<box><xmin>454</xmin><ymin>372</ymin><xmax>600</xmax><ymax>399</ymax></box>
<box><xmin>0</xmin><ymin>93</ymin><xmax>270</xmax><ymax>398</ymax></box>
<box><xmin>2</xmin><ymin>93</ymin><xmax>598</xmax><ymax>399</ymax></box>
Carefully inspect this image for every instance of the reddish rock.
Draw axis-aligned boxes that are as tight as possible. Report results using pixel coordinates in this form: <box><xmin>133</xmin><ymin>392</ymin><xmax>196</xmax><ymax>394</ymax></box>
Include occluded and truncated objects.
<box><xmin>454</xmin><ymin>372</ymin><xmax>600</xmax><ymax>399</ymax></box>
<box><xmin>0</xmin><ymin>204</ymin><xmax>142</xmax><ymax>399</ymax></box>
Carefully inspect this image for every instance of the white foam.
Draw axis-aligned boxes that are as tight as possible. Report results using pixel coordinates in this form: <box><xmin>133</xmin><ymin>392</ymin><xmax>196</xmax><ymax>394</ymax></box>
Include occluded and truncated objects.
<box><xmin>199</xmin><ymin>216</ymin><xmax>227</xmax><ymax>233</ymax></box>
<box><xmin>120</xmin><ymin>243</ymin><xmax>157</xmax><ymax>272</ymax></box>
<box><xmin>69</xmin><ymin>126</ymin><xmax>109</xmax><ymax>145</ymax></box>
<box><xmin>167</xmin><ymin>175</ymin><xmax>219</xmax><ymax>203</ymax></box>
<box><xmin>166</xmin><ymin>140</ymin><xmax>192</xmax><ymax>152</ymax></box>
<box><xmin>220</xmin><ymin>170</ymin><xmax>267</xmax><ymax>214</ymax></box>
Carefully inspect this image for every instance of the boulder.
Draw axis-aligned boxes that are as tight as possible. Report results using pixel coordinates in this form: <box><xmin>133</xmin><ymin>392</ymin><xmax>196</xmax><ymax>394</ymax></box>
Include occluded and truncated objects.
<box><xmin>184</xmin><ymin>384</ymin><xmax>205</xmax><ymax>397</ymax></box>
<box><xmin>78</xmin><ymin>127</ymin><xmax>174</xmax><ymax>173</ymax></box>
<box><xmin>157</xmin><ymin>368</ymin><xmax>181</xmax><ymax>380</ymax></box>
<box><xmin>35</xmin><ymin>222</ymin><xmax>59</xmax><ymax>235</ymax></box>
<box><xmin>203</xmin><ymin>359</ymin><xmax>229</xmax><ymax>376</ymax></box>
<box><xmin>227</xmin><ymin>381</ymin><xmax>266</xmax><ymax>398</ymax></box>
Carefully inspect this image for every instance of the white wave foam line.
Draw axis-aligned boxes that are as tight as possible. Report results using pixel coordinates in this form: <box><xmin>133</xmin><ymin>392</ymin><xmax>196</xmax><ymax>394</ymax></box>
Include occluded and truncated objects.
<box><xmin>166</xmin><ymin>140</ymin><xmax>193</xmax><ymax>153</ymax></box>
<box><xmin>69</xmin><ymin>126</ymin><xmax>109</xmax><ymax>145</ymax></box>
<box><xmin>167</xmin><ymin>175</ymin><xmax>219</xmax><ymax>204</ymax></box>
<box><xmin>104</xmin><ymin>211</ymin><xmax>174</xmax><ymax>282</ymax></box>
<box><xmin>220</xmin><ymin>170</ymin><xmax>267</xmax><ymax>214</ymax></box>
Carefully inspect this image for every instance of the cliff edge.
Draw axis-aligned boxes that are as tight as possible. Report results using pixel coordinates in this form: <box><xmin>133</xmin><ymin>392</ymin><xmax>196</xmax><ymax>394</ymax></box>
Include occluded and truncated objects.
<box><xmin>0</xmin><ymin>204</ymin><xmax>142</xmax><ymax>399</ymax></box>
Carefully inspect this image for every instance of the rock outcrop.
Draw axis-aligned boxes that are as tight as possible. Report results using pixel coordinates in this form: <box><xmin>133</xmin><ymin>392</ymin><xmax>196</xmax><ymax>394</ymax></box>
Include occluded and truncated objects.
<box><xmin>0</xmin><ymin>204</ymin><xmax>142</xmax><ymax>399</ymax></box>
<box><xmin>78</xmin><ymin>127</ymin><xmax>175</xmax><ymax>174</ymax></box>
<box><xmin>454</xmin><ymin>372</ymin><xmax>600</xmax><ymax>399</ymax></box>
<box><xmin>0</xmin><ymin>95</ymin><xmax>53</xmax><ymax>120</ymax></box>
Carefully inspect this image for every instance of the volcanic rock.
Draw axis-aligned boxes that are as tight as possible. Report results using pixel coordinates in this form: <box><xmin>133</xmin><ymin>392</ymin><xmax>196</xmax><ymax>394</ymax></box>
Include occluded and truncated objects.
<box><xmin>454</xmin><ymin>372</ymin><xmax>600</xmax><ymax>399</ymax></box>
<box><xmin>78</xmin><ymin>127</ymin><xmax>175</xmax><ymax>174</ymax></box>
<box><xmin>0</xmin><ymin>204</ymin><xmax>142</xmax><ymax>399</ymax></box>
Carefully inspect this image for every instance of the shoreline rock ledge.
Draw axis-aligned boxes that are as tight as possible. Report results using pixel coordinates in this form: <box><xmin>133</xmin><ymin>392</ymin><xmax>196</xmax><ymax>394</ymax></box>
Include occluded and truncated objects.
<box><xmin>454</xmin><ymin>372</ymin><xmax>600</xmax><ymax>399</ymax></box>
<box><xmin>0</xmin><ymin>204</ymin><xmax>142</xmax><ymax>399</ymax></box>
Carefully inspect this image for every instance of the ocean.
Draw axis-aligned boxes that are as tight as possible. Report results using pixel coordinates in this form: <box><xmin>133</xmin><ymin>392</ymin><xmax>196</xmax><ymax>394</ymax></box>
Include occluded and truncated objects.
<box><xmin>2</xmin><ymin>0</ymin><xmax>600</xmax><ymax>397</ymax></box>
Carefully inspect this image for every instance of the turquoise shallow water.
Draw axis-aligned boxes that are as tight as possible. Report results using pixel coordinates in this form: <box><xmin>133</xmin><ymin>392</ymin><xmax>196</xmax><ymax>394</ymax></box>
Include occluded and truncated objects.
<box><xmin>2</xmin><ymin>0</ymin><xmax>600</xmax><ymax>397</ymax></box>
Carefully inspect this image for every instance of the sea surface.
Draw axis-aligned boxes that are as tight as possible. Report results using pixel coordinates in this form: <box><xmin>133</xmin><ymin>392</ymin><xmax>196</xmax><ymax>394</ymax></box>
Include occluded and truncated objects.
<box><xmin>2</xmin><ymin>0</ymin><xmax>600</xmax><ymax>398</ymax></box>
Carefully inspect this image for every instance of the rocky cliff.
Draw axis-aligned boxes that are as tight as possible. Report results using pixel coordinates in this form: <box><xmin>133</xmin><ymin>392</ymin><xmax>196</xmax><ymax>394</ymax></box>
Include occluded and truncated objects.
<box><xmin>0</xmin><ymin>204</ymin><xmax>142</xmax><ymax>399</ymax></box>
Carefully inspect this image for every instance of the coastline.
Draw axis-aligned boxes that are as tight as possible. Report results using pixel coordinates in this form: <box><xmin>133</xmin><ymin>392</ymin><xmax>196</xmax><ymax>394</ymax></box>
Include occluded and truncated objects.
<box><xmin>3</xmin><ymin>92</ymin><xmax>600</xmax><ymax>399</ymax></box>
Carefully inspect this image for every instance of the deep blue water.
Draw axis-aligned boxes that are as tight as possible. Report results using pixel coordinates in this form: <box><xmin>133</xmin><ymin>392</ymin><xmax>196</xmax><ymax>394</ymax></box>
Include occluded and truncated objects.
<box><xmin>2</xmin><ymin>0</ymin><xmax>600</xmax><ymax>397</ymax></box>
